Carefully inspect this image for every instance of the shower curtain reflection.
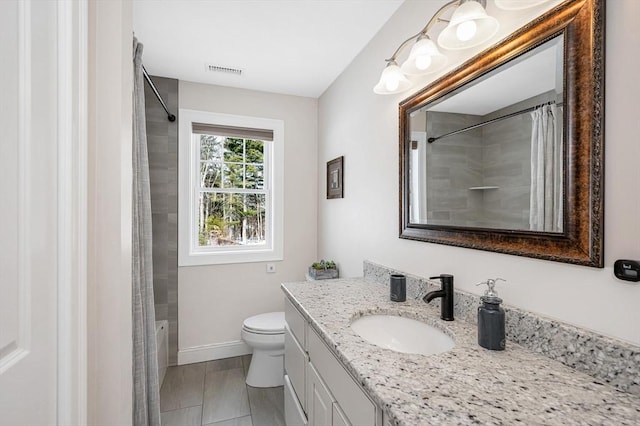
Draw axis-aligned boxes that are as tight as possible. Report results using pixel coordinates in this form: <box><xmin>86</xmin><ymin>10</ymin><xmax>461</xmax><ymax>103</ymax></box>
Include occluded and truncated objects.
<box><xmin>529</xmin><ymin>103</ymin><xmax>562</xmax><ymax>232</ymax></box>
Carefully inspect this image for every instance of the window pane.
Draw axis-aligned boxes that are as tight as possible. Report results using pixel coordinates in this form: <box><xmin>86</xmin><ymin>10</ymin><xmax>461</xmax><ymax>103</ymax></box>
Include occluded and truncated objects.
<box><xmin>245</xmin><ymin>139</ymin><xmax>264</xmax><ymax>163</ymax></box>
<box><xmin>245</xmin><ymin>164</ymin><xmax>264</xmax><ymax>189</ymax></box>
<box><xmin>224</xmin><ymin>138</ymin><xmax>244</xmax><ymax>162</ymax></box>
<box><xmin>198</xmin><ymin>192</ymin><xmax>266</xmax><ymax>247</ymax></box>
<box><xmin>200</xmin><ymin>161</ymin><xmax>223</xmax><ymax>188</ymax></box>
<box><xmin>200</xmin><ymin>135</ymin><xmax>224</xmax><ymax>161</ymax></box>
<box><xmin>199</xmin><ymin>137</ymin><xmax>266</xmax><ymax>190</ymax></box>
<box><xmin>223</xmin><ymin>163</ymin><xmax>245</xmax><ymax>189</ymax></box>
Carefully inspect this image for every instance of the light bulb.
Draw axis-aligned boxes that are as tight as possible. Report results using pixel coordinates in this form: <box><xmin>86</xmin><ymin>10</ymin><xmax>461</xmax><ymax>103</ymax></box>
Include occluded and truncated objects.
<box><xmin>456</xmin><ymin>20</ymin><xmax>477</xmax><ymax>42</ymax></box>
<box><xmin>385</xmin><ymin>77</ymin><xmax>400</xmax><ymax>92</ymax></box>
<box><xmin>415</xmin><ymin>54</ymin><xmax>432</xmax><ymax>71</ymax></box>
<box><xmin>374</xmin><ymin>61</ymin><xmax>411</xmax><ymax>94</ymax></box>
<box><xmin>401</xmin><ymin>37</ymin><xmax>447</xmax><ymax>75</ymax></box>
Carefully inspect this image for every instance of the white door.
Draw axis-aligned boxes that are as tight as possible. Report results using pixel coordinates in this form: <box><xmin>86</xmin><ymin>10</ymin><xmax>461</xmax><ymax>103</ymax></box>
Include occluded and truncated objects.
<box><xmin>0</xmin><ymin>1</ymin><xmax>85</xmax><ymax>424</ymax></box>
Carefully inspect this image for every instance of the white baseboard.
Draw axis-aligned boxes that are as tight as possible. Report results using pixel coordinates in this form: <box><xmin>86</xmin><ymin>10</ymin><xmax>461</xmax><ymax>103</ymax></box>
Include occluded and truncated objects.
<box><xmin>178</xmin><ymin>340</ymin><xmax>252</xmax><ymax>365</ymax></box>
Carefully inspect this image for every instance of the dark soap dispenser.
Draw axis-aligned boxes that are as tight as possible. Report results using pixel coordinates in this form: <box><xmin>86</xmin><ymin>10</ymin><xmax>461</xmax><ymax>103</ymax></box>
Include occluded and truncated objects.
<box><xmin>476</xmin><ymin>278</ymin><xmax>506</xmax><ymax>351</ymax></box>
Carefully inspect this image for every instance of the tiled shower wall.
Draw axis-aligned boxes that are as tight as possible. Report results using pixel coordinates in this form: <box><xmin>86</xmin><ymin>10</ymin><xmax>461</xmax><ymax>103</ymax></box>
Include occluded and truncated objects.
<box><xmin>425</xmin><ymin>111</ymin><xmax>483</xmax><ymax>227</ymax></box>
<box><xmin>144</xmin><ymin>76</ymin><xmax>178</xmax><ymax>365</ymax></box>
<box><xmin>424</xmin><ymin>91</ymin><xmax>560</xmax><ymax>230</ymax></box>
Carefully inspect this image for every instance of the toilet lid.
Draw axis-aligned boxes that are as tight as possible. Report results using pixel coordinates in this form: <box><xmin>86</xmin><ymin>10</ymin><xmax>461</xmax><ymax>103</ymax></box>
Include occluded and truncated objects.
<box><xmin>243</xmin><ymin>311</ymin><xmax>285</xmax><ymax>334</ymax></box>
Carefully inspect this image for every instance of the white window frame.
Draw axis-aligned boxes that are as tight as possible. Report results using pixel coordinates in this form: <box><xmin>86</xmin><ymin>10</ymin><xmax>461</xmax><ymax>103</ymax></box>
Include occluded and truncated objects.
<box><xmin>178</xmin><ymin>109</ymin><xmax>284</xmax><ymax>266</ymax></box>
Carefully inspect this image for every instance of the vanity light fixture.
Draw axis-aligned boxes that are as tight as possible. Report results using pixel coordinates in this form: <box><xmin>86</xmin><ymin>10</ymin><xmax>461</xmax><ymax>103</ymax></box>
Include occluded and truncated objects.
<box><xmin>373</xmin><ymin>0</ymin><xmax>499</xmax><ymax>95</ymax></box>
<box><xmin>373</xmin><ymin>60</ymin><xmax>412</xmax><ymax>94</ymax></box>
<box><xmin>437</xmin><ymin>0</ymin><xmax>499</xmax><ymax>50</ymax></box>
<box><xmin>400</xmin><ymin>36</ymin><xmax>447</xmax><ymax>76</ymax></box>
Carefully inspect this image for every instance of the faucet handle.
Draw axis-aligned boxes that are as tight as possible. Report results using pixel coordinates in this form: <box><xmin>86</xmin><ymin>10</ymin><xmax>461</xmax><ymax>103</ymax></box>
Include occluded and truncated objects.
<box><xmin>429</xmin><ymin>274</ymin><xmax>454</xmax><ymax>280</ymax></box>
<box><xmin>429</xmin><ymin>274</ymin><xmax>454</xmax><ymax>288</ymax></box>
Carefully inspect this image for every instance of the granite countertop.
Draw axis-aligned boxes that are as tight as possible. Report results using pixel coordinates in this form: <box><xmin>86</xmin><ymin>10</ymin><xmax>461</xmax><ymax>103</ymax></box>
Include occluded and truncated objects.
<box><xmin>281</xmin><ymin>278</ymin><xmax>640</xmax><ymax>426</ymax></box>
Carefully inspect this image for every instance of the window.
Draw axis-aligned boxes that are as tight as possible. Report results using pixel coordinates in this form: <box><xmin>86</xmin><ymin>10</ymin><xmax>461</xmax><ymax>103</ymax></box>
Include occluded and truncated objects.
<box><xmin>179</xmin><ymin>110</ymin><xmax>284</xmax><ymax>265</ymax></box>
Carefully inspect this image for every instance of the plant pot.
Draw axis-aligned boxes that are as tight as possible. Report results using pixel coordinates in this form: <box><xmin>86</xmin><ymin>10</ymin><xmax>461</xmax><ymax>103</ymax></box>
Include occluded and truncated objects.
<box><xmin>307</xmin><ymin>267</ymin><xmax>339</xmax><ymax>280</ymax></box>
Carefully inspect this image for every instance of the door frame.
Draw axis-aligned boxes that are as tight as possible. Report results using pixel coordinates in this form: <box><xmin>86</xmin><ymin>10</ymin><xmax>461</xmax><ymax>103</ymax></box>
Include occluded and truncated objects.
<box><xmin>56</xmin><ymin>0</ymin><xmax>89</xmax><ymax>424</ymax></box>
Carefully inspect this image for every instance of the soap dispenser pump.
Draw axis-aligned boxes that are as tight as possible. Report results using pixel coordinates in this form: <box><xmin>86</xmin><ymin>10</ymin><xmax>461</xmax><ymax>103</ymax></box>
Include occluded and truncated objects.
<box><xmin>476</xmin><ymin>278</ymin><xmax>506</xmax><ymax>351</ymax></box>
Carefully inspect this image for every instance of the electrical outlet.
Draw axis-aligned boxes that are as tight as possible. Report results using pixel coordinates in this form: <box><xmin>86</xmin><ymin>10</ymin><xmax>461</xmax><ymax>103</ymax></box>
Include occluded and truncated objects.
<box><xmin>266</xmin><ymin>263</ymin><xmax>276</xmax><ymax>273</ymax></box>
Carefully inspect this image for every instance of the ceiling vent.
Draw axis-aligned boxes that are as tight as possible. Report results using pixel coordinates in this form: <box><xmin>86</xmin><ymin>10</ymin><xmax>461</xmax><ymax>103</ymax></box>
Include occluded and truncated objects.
<box><xmin>206</xmin><ymin>64</ymin><xmax>243</xmax><ymax>76</ymax></box>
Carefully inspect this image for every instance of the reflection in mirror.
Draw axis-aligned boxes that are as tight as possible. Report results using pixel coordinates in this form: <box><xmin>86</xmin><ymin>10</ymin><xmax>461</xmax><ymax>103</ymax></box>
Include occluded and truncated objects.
<box><xmin>399</xmin><ymin>0</ymin><xmax>604</xmax><ymax>267</ymax></box>
<box><xmin>408</xmin><ymin>35</ymin><xmax>564</xmax><ymax>232</ymax></box>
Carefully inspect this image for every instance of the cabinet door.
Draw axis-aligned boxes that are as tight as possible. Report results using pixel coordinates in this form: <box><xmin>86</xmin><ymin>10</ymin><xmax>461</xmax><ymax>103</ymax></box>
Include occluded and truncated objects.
<box><xmin>306</xmin><ymin>362</ymin><xmax>335</xmax><ymax>426</ymax></box>
<box><xmin>308</xmin><ymin>328</ymin><xmax>377</xmax><ymax>425</ymax></box>
<box><xmin>332</xmin><ymin>403</ymin><xmax>351</xmax><ymax>426</ymax></box>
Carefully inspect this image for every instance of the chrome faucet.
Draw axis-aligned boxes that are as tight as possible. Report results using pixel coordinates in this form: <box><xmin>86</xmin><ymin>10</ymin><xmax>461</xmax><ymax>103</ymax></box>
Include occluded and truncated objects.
<box><xmin>423</xmin><ymin>274</ymin><xmax>454</xmax><ymax>321</ymax></box>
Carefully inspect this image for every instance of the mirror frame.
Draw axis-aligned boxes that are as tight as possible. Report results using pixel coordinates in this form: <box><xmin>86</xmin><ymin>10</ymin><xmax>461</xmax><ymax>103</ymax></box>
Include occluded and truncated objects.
<box><xmin>399</xmin><ymin>0</ymin><xmax>604</xmax><ymax>267</ymax></box>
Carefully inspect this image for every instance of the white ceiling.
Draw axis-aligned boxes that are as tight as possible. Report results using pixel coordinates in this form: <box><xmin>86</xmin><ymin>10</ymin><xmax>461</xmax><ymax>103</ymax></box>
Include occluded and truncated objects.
<box><xmin>133</xmin><ymin>0</ymin><xmax>404</xmax><ymax>98</ymax></box>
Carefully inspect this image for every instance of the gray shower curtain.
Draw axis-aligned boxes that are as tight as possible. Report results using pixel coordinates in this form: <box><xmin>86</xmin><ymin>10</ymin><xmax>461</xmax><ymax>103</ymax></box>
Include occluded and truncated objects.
<box><xmin>529</xmin><ymin>103</ymin><xmax>562</xmax><ymax>232</ymax></box>
<box><xmin>132</xmin><ymin>37</ymin><xmax>161</xmax><ymax>426</ymax></box>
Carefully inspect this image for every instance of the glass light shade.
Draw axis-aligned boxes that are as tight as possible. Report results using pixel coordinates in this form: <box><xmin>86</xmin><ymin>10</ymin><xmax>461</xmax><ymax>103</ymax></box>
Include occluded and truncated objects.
<box><xmin>456</xmin><ymin>20</ymin><xmax>477</xmax><ymax>41</ymax></box>
<box><xmin>373</xmin><ymin>62</ymin><xmax>412</xmax><ymax>95</ymax></box>
<box><xmin>401</xmin><ymin>37</ymin><xmax>448</xmax><ymax>75</ymax></box>
<box><xmin>494</xmin><ymin>0</ymin><xmax>553</xmax><ymax>10</ymax></box>
<box><xmin>437</xmin><ymin>0</ymin><xmax>499</xmax><ymax>50</ymax></box>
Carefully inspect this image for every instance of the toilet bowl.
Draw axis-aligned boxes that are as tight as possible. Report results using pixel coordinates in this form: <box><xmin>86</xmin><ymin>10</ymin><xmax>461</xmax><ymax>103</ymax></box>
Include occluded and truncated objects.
<box><xmin>241</xmin><ymin>311</ymin><xmax>285</xmax><ymax>387</ymax></box>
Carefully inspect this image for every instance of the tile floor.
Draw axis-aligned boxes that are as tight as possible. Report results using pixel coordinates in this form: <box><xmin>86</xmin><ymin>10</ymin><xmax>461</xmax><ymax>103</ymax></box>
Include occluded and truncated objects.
<box><xmin>160</xmin><ymin>355</ymin><xmax>285</xmax><ymax>426</ymax></box>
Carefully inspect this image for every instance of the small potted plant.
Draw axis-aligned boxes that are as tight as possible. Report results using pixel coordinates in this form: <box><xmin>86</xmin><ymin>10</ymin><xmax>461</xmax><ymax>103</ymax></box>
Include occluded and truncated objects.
<box><xmin>308</xmin><ymin>259</ymin><xmax>338</xmax><ymax>280</ymax></box>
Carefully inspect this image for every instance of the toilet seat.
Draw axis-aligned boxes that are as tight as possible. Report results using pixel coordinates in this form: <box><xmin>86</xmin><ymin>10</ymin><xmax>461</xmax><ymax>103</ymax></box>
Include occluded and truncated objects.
<box><xmin>242</xmin><ymin>311</ymin><xmax>285</xmax><ymax>335</ymax></box>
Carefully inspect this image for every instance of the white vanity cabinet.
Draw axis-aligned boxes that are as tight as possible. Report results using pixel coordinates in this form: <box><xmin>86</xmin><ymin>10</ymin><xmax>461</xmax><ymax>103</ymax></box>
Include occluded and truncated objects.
<box><xmin>284</xmin><ymin>298</ymin><xmax>308</xmax><ymax>426</ymax></box>
<box><xmin>284</xmin><ymin>297</ymin><xmax>382</xmax><ymax>426</ymax></box>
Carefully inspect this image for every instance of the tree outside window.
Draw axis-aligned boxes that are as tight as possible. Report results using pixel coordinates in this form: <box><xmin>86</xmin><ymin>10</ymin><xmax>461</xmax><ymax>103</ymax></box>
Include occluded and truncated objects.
<box><xmin>197</xmin><ymin>134</ymin><xmax>267</xmax><ymax>247</ymax></box>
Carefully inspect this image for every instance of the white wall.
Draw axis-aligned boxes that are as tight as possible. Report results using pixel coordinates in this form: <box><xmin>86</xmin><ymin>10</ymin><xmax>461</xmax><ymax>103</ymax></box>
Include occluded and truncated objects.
<box><xmin>87</xmin><ymin>0</ymin><xmax>133</xmax><ymax>423</ymax></box>
<box><xmin>178</xmin><ymin>82</ymin><xmax>318</xmax><ymax>362</ymax></box>
<box><xmin>318</xmin><ymin>1</ymin><xmax>640</xmax><ymax>345</ymax></box>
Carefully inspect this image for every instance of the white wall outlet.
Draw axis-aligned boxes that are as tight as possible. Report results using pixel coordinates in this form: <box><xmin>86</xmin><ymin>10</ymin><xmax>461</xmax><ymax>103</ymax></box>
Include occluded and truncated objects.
<box><xmin>266</xmin><ymin>263</ymin><xmax>276</xmax><ymax>273</ymax></box>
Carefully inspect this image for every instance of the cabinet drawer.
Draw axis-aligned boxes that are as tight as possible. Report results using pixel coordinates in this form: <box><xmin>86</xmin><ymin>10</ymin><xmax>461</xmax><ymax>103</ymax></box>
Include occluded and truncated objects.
<box><xmin>285</xmin><ymin>375</ymin><xmax>308</xmax><ymax>426</ymax></box>
<box><xmin>308</xmin><ymin>328</ymin><xmax>376</xmax><ymax>426</ymax></box>
<box><xmin>285</xmin><ymin>325</ymin><xmax>307</xmax><ymax>413</ymax></box>
<box><xmin>285</xmin><ymin>297</ymin><xmax>307</xmax><ymax>349</ymax></box>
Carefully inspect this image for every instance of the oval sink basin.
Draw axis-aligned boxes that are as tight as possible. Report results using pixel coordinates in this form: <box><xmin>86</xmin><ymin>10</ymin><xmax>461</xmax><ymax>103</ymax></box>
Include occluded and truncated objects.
<box><xmin>351</xmin><ymin>315</ymin><xmax>454</xmax><ymax>355</ymax></box>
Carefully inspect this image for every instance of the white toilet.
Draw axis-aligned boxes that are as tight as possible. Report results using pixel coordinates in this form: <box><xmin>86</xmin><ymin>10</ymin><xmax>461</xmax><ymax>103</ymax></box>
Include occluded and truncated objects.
<box><xmin>241</xmin><ymin>311</ymin><xmax>285</xmax><ymax>387</ymax></box>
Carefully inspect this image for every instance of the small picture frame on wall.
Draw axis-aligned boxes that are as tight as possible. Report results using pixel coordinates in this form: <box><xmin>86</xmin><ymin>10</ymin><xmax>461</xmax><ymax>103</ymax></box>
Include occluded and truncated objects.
<box><xmin>326</xmin><ymin>156</ymin><xmax>344</xmax><ymax>199</ymax></box>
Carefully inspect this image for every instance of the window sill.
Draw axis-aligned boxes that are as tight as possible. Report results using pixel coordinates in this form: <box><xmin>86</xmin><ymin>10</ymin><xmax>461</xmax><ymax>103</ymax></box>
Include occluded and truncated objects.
<box><xmin>178</xmin><ymin>248</ymin><xmax>283</xmax><ymax>266</ymax></box>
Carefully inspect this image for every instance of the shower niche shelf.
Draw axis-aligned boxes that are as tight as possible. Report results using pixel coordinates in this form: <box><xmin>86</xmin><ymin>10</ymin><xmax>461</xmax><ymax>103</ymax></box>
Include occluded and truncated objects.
<box><xmin>468</xmin><ymin>186</ymin><xmax>499</xmax><ymax>190</ymax></box>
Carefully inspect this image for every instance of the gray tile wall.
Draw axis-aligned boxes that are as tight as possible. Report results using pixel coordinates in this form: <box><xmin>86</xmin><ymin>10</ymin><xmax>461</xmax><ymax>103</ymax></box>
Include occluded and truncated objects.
<box><xmin>144</xmin><ymin>75</ymin><xmax>179</xmax><ymax>365</ymax></box>
<box><xmin>425</xmin><ymin>111</ymin><xmax>483</xmax><ymax>227</ymax></box>
<box><xmin>424</xmin><ymin>91</ymin><xmax>561</xmax><ymax>230</ymax></box>
<box><xmin>480</xmin><ymin>113</ymin><xmax>531</xmax><ymax>229</ymax></box>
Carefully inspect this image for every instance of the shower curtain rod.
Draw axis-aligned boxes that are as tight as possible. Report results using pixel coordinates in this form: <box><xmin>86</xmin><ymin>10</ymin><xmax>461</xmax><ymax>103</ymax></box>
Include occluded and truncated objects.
<box><xmin>427</xmin><ymin>101</ymin><xmax>562</xmax><ymax>143</ymax></box>
<box><xmin>143</xmin><ymin>65</ymin><xmax>176</xmax><ymax>122</ymax></box>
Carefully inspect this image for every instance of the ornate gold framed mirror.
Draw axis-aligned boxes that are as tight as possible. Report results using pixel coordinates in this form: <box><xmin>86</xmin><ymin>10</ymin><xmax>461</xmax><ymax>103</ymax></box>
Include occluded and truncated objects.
<box><xmin>399</xmin><ymin>0</ymin><xmax>604</xmax><ymax>267</ymax></box>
